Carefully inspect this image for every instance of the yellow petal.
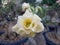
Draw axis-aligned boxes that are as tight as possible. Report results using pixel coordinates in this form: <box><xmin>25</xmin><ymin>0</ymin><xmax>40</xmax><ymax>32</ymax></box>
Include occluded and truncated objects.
<box><xmin>35</xmin><ymin>23</ymin><xmax>44</xmax><ymax>33</ymax></box>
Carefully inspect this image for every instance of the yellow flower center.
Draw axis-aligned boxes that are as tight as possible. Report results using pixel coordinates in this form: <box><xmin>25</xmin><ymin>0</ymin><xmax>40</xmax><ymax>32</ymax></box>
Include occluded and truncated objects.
<box><xmin>23</xmin><ymin>18</ymin><xmax>32</xmax><ymax>28</ymax></box>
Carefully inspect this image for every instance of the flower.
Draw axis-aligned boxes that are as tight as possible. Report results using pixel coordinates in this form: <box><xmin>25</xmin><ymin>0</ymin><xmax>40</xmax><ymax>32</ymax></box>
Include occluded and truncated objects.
<box><xmin>22</xmin><ymin>3</ymin><xmax>30</xmax><ymax>11</ymax></box>
<box><xmin>56</xmin><ymin>0</ymin><xmax>60</xmax><ymax>4</ymax></box>
<box><xmin>36</xmin><ymin>0</ymin><xmax>42</xmax><ymax>3</ymax></box>
<box><xmin>2</xmin><ymin>0</ymin><xmax>8</xmax><ymax>7</ymax></box>
<box><xmin>12</xmin><ymin>10</ymin><xmax>44</xmax><ymax>37</ymax></box>
<box><xmin>2</xmin><ymin>0</ymin><xmax>11</xmax><ymax>7</ymax></box>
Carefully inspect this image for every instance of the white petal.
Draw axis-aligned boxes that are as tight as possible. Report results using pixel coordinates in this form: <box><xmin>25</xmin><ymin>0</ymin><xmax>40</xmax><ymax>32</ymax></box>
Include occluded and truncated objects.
<box><xmin>12</xmin><ymin>24</ymin><xmax>19</xmax><ymax>32</ymax></box>
<box><xmin>17</xmin><ymin>16</ymin><xmax>24</xmax><ymax>28</ymax></box>
<box><xmin>24</xmin><ymin>29</ymin><xmax>32</xmax><ymax>34</ymax></box>
<box><xmin>16</xmin><ymin>27</ymin><xmax>32</xmax><ymax>35</ymax></box>
<box><xmin>27</xmin><ymin>32</ymin><xmax>36</xmax><ymax>38</ymax></box>
<box><xmin>31</xmin><ymin>28</ymin><xmax>35</xmax><ymax>32</ymax></box>
<box><xmin>16</xmin><ymin>29</ymin><xmax>27</xmax><ymax>37</ymax></box>
<box><xmin>30</xmin><ymin>23</ymin><xmax>37</xmax><ymax>32</ymax></box>
<box><xmin>23</xmin><ymin>10</ymin><xmax>33</xmax><ymax>17</ymax></box>
<box><xmin>34</xmin><ymin>14</ymin><xmax>42</xmax><ymax>21</ymax></box>
<box><xmin>22</xmin><ymin>3</ymin><xmax>30</xmax><ymax>11</ymax></box>
<box><xmin>16</xmin><ymin>29</ymin><xmax>32</xmax><ymax>37</ymax></box>
<box><xmin>34</xmin><ymin>22</ymin><xmax>44</xmax><ymax>33</ymax></box>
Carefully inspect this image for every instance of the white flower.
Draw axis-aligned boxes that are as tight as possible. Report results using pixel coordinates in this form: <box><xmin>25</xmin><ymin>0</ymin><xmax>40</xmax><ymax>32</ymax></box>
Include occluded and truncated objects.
<box><xmin>56</xmin><ymin>0</ymin><xmax>60</xmax><ymax>5</ymax></box>
<box><xmin>12</xmin><ymin>10</ymin><xmax>44</xmax><ymax>37</ymax></box>
<box><xmin>2</xmin><ymin>0</ymin><xmax>12</xmax><ymax>8</ymax></box>
<box><xmin>22</xmin><ymin>3</ymin><xmax>30</xmax><ymax>11</ymax></box>
<box><xmin>36</xmin><ymin>0</ymin><xmax>42</xmax><ymax>3</ymax></box>
<box><xmin>2</xmin><ymin>0</ymin><xmax>8</xmax><ymax>7</ymax></box>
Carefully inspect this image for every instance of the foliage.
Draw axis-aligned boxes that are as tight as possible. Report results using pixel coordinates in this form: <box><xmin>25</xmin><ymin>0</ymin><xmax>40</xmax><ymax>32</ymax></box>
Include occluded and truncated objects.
<box><xmin>22</xmin><ymin>0</ymin><xmax>36</xmax><ymax>6</ymax></box>
<box><xmin>0</xmin><ymin>0</ymin><xmax>2</xmax><ymax>4</ymax></box>
<box><xmin>4</xmin><ymin>1</ymin><xmax>15</xmax><ymax>11</ymax></box>
<box><xmin>42</xmin><ymin>0</ymin><xmax>56</xmax><ymax>5</ymax></box>
<box><xmin>0</xmin><ymin>0</ymin><xmax>60</xmax><ymax>25</ymax></box>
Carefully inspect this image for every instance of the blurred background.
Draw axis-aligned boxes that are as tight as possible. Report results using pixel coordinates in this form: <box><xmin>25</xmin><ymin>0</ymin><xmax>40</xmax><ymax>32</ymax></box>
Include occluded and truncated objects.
<box><xmin>0</xmin><ymin>0</ymin><xmax>60</xmax><ymax>45</ymax></box>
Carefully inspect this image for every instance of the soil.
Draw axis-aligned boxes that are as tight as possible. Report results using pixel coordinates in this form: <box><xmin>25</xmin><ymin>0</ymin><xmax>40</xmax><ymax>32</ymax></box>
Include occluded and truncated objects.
<box><xmin>46</xmin><ymin>31</ymin><xmax>60</xmax><ymax>44</ymax></box>
<box><xmin>0</xmin><ymin>21</ymin><xmax>23</xmax><ymax>43</ymax></box>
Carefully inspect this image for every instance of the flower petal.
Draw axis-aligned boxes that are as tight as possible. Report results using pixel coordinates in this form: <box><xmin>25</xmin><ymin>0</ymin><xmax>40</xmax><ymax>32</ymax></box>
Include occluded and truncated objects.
<box><xmin>30</xmin><ymin>23</ymin><xmax>37</xmax><ymax>32</ymax></box>
<box><xmin>24</xmin><ymin>29</ymin><xmax>32</xmax><ymax>34</ymax></box>
<box><xmin>28</xmin><ymin>32</ymin><xmax>36</xmax><ymax>38</ymax></box>
<box><xmin>23</xmin><ymin>10</ymin><xmax>33</xmax><ymax>18</ymax></box>
<box><xmin>22</xmin><ymin>3</ymin><xmax>30</xmax><ymax>11</ymax></box>
<box><xmin>12</xmin><ymin>24</ymin><xmax>19</xmax><ymax>32</ymax></box>
<box><xmin>17</xmin><ymin>30</ymin><xmax>27</xmax><ymax>37</ymax></box>
<box><xmin>17</xmin><ymin>16</ymin><xmax>24</xmax><ymax>29</ymax></box>
<box><xmin>34</xmin><ymin>22</ymin><xmax>44</xmax><ymax>33</ymax></box>
<box><xmin>33</xmin><ymin>14</ymin><xmax>42</xmax><ymax>21</ymax></box>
